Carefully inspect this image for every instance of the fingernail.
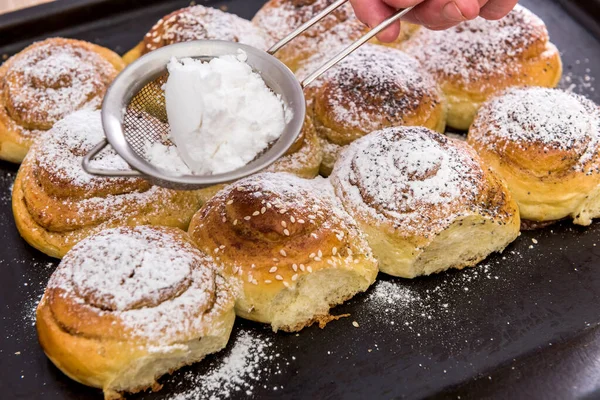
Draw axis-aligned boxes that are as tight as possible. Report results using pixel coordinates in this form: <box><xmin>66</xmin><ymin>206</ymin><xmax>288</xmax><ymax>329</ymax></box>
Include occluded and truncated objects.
<box><xmin>442</xmin><ymin>1</ymin><xmax>466</xmax><ymax>22</ymax></box>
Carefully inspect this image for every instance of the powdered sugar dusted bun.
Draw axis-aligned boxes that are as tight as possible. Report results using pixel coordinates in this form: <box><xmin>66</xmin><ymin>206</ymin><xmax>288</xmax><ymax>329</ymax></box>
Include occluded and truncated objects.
<box><xmin>12</xmin><ymin>109</ymin><xmax>203</xmax><ymax>259</ymax></box>
<box><xmin>0</xmin><ymin>38</ymin><xmax>124</xmax><ymax>163</ymax></box>
<box><xmin>36</xmin><ymin>226</ymin><xmax>235</xmax><ymax>399</ymax></box>
<box><xmin>330</xmin><ymin>127</ymin><xmax>520</xmax><ymax>278</ymax></box>
<box><xmin>468</xmin><ymin>87</ymin><xmax>600</xmax><ymax>226</ymax></box>
<box><xmin>402</xmin><ymin>5</ymin><xmax>562</xmax><ymax>131</ymax></box>
<box><xmin>300</xmin><ymin>44</ymin><xmax>446</xmax><ymax>176</ymax></box>
<box><xmin>188</xmin><ymin>172</ymin><xmax>378</xmax><ymax>332</ymax></box>
<box><xmin>123</xmin><ymin>5</ymin><xmax>270</xmax><ymax>63</ymax></box>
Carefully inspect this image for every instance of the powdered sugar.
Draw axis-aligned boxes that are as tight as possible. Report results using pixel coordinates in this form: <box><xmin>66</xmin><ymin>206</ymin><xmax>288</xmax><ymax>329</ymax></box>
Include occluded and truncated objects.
<box><xmin>402</xmin><ymin>5</ymin><xmax>549</xmax><ymax>88</ymax></box>
<box><xmin>2</xmin><ymin>39</ymin><xmax>117</xmax><ymax>132</ymax></box>
<box><xmin>367</xmin><ymin>281</ymin><xmax>420</xmax><ymax>318</ymax></box>
<box><xmin>331</xmin><ymin>127</ymin><xmax>484</xmax><ymax>236</ymax></box>
<box><xmin>144</xmin><ymin>141</ymin><xmax>192</xmax><ymax>175</ymax></box>
<box><xmin>48</xmin><ymin>226</ymin><xmax>231</xmax><ymax>342</ymax></box>
<box><xmin>170</xmin><ymin>331</ymin><xmax>278</xmax><ymax>400</ymax></box>
<box><xmin>471</xmin><ymin>87</ymin><xmax>600</xmax><ymax>172</ymax></box>
<box><xmin>143</xmin><ymin>5</ymin><xmax>269</xmax><ymax>53</ymax></box>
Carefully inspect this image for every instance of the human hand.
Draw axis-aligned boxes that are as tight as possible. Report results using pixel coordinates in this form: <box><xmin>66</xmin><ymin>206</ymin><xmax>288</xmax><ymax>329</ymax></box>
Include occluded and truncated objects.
<box><xmin>350</xmin><ymin>0</ymin><xmax>519</xmax><ymax>42</ymax></box>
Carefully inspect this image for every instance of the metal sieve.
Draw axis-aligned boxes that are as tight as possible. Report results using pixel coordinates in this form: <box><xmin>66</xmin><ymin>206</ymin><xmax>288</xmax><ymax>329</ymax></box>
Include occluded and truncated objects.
<box><xmin>82</xmin><ymin>0</ymin><xmax>414</xmax><ymax>190</ymax></box>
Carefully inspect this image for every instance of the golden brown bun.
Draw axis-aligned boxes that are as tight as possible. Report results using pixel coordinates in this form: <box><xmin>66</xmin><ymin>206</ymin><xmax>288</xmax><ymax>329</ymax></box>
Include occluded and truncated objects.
<box><xmin>12</xmin><ymin>110</ymin><xmax>203</xmax><ymax>259</ymax></box>
<box><xmin>36</xmin><ymin>226</ymin><xmax>235</xmax><ymax>399</ymax></box>
<box><xmin>299</xmin><ymin>44</ymin><xmax>446</xmax><ymax>176</ymax></box>
<box><xmin>265</xmin><ymin>115</ymin><xmax>322</xmax><ymax>178</ymax></box>
<box><xmin>188</xmin><ymin>172</ymin><xmax>378</xmax><ymax>332</ymax></box>
<box><xmin>402</xmin><ymin>5</ymin><xmax>562</xmax><ymax>131</ymax></box>
<box><xmin>123</xmin><ymin>5</ymin><xmax>270</xmax><ymax>64</ymax></box>
<box><xmin>252</xmin><ymin>0</ymin><xmax>418</xmax><ymax>72</ymax></box>
<box><xmin>0</xmin><ymin>38</ymin><xmax>125</xmax><ymax>163</ymax></box>
<box><xmin>330</xmin><ymin>126</ymin><xmax>520</xmax><ymax>278</ymax></box>
<box><xmin>468</xmin><ymin>87</ymin><xmax>600</xmax><ymax>225</ymax></box>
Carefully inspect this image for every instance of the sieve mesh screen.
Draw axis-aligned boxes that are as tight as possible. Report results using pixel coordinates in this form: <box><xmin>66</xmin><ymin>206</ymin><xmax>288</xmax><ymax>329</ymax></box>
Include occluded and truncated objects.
<box><xmin>123</xmin><ymin>73</ymin><xmax>172</xmax><ymax>158</ymax></box>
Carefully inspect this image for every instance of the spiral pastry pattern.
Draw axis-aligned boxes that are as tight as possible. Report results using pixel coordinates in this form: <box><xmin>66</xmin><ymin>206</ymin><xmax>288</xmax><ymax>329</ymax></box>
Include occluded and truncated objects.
<box><xmin>330</xmin><ymin>126</ymin><xmax>520</xmax><ymax>278</ymax></box>
<box><xmin>12</xmin><ymin>110</ymin><xmax>203</xmax><ymax>259</ymax></box>
<box><xmin>0</xmin><ymin>38</ymin><xmax>124</xmax><ymax>163</ymax></box>
<box><xmin>36</xmin><ymin>226</ymin><xmax>235</xmax><ymax>398</ymax></box>
<box><xmin>189</xmin><ymin>172</ymin><xmax>378</xmax><ymax>332</ymax></box>
<box><xmin>299</xmin><ymin>44</ymin><xmax>446</xmax><ymax>176</ymax></box>
<box><xmin>468</xmin><ymin>87</ymin><xmax>600</xmax><ymax>226</ymax></box>
<box><xmin>123</xmin><ymin>5</ymin><xmax>270</xmax><ymax>63</ymax></box>
<box><xmin>402</xmin><ymin>5</ymin><xmax>562</xmax><ymax>130</ymax></box>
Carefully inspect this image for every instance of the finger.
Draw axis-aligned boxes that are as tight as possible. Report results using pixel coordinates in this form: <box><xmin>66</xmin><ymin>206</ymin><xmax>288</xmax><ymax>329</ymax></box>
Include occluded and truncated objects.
<box><xmin>479</xmin><ymin>0</ymin><xmax>519</xmax><ymax>20</ymax></box>
<box><xmin>400</xmin><ymin>0</ymin><xmax>481</xmax><ymax>29</ymax></box>
<box><xmin>350</xmin><ymin>0</ymin><xmax>408</xmax><ymax>42</ymax></box>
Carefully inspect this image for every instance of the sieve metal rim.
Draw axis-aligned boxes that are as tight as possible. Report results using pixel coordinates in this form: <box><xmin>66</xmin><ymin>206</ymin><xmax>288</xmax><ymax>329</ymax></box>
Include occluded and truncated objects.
<box><xmin>86</xmin><ymin>40</ymin><xmax>306</xmax><ymax>189</ymax></box>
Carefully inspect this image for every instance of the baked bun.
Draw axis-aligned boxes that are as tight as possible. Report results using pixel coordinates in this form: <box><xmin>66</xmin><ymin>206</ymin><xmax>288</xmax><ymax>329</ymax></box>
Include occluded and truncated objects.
<box><xmin>300</xmin><ymin>44</ymin><xmax>446</xmax><ymax>176</ymax></box>
<box><xmin>12</xmin><ymin>110</ymin><xmax>202</xmax><ymax>259</ymax></box>
<box><xmin>252</xmin><ymin>0</ymin><xmax>418</xmax><ymax>72</ymax></box>
<box><xmin>188</xmin><ymin>172</ymin><xmax>378</xmax><ymax>332</ymax></box>
<box><xmin>36</xmin><ymin>226</ymin><xmax>235</xmax><ymax>399</ymax></box>
<box><xmin>123</xmin><ymin>5</ymin><xmax>270</xmax><ymax>64</ymax></box>
<box><xmin>402</xmin><ymin>5</ymin><xmax>562</xmax><ymax>131</ymax></box>
<box><xmin>468</xmin><ymin>87</ymin><xmax>600</xmax><ymax>226</ymax></box>
<box><xmin>265</xmin><ymin>115</ymin><xmax>322</xmax><ymax>178</ymax></box>
<box><xmin>0</xmin><ymin>38</ymin><xmax>124</xmax><ymax>163</ymax></box>
<box><xmin>330</xmin><ymin>126</ymin><xmax>520</xmax><ymax>278</ymax></box>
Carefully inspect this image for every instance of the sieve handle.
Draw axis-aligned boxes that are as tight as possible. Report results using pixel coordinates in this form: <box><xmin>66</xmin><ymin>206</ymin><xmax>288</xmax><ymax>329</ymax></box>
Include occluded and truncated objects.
<box><xmin>300</xmin><ymin>5</ymin><xmax>414</xmax><ymax>88</ymax></box>
<box><xmin>82</xmin><ymin>139</ymin><xmax>145</xmax><ymax>178</ymax></box>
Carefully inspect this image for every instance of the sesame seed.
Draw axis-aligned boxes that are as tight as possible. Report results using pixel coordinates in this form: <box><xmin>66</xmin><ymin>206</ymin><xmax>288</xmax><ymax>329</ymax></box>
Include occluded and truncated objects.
<box><xmin>348</xmin><ymin>248</ymin><xmax>353</xmax><ymax>256</ymax></box>
<box><xmin>318</xmin><ymin>250</ymin><xmax>323</xmax><ymax>258</ymax></box>
<box><xmin>252</xmin><ymin>280</ymin><xmax>258</xmax><ymax>286</ymax></box>
<box><xmin>292</xmin><ymin>274</ymin><xmax>298</xmax><ymax>281</ymax></box>
<box><xmin>251</xmin><ymin>264</ymin><xmax>256</xmax><ymax>269</ymax></box>
<box><xmin>352</xmin><ymin>321</ymin><xmax>360</xmax><ymax>328</ymax></box>
<box><xmin>220</xmin><ymin>245</ymin><xmax>225</xmax><ymax>249</ymax></box>
<box><xmin>280</xmin><ymin>250</ymin><xmax>287</xmax><ymax>257</ymax></box>
<box><xmin>532</xmin><ymin>238</ymin><xmax>538</xmax><ymax>244</ymax></box>
<box><xmin>233</xmin><ymin>220</ymin><xmax>238</xmax><ymax>225</ymax></box>
<box><xmin>232</xmin><ymin>266</ymin><xmax>239</xmax><ymax>274</ymax></box>
<box><xmin>267</xmin><ymin>203</ymin><xmax>272</xmax><ymax>208</ymax></box>
<box><xmin>279</xmin><ymin>209</ymin><xmax>287</xmax><ymax>214</ymax></box>
<box><xmin>253</xmin><ymin>211</ymin><xmax>260</xmax><ymax>216</ymax></box>
<box><xmin>226</xmin><ymin>200</ymin><xmax>234</xmax><ymax>205</ymax></box>
<box><xmin>284</xmin><ymin>229</ymin><xmax>290</xmax><ymax>236</ymax></box>
<box><xmin>332</xmin><ymin>247</ymin><xmax>338</xmax><ymax>255</ymax></box>
<box><xmin>307</xmin><ymin>266</ymin><xmax>313</xmax><ymax>273</ymax></box>
<box><xmin>281</xmin><ymin>221</ymin><xmax>287</xmax><ymax>228</ymax></box>
<box><xmin>275</xmin><ymin>275</ymin><xmax>283</xmax><ymax>281</ymax></box>
<box><xmin>214</xmin><ymin>248</ymin><xmax>220</xmax><ymax>254</ymax></box>
<box><xmin>327</xmin><ymin>260</ymin><xmax>334</xmax><ymax>265</ymax></box>
<box><xmin>261</xmin><ymin>207</ymin><xmax>266</xmax><ymax>214</ymax></box>
<box><xmin>222</xmin><ymin>217</ymin><xmax>227</xmax><ymax>223</ymax></box>
<box><xmin>311</xmin><ymin>233</ymin><xmax>318</xmax><ymax>239</ymax></box>
<box><xmin>283</xmin><ymin>281</ymin><xmax>290</xmax><ymax>288</ymax></box>
<box><xmin>308</xmin><ymin>215</ymin><xmax>316</xmax><ymax>219</ymax></box>
<box><xmin>298</xmin><ymin>219</ymin><xmax>305</xmax><ymax>224</ymax></box>
<box><xmin>244</xmin><ymin>216</ymin><xmax>251</xmax><ymax>221</ymax></box>
<box><xmin>269</xmin><ymin>267</ymin><xmax>278</xmax><ymax>273</ymax></box>
<box><xmin>265</xmin><ymin>280</ymin><xmax>272</xmax><ymax>284</ymax></box>
<box><xmin>290</xmin><ymin>216</ymin><xmax>296</xmax><ymax>223</ymax></box>
<box><xmin>299</xmin><ymin>264</ymin><xmax>306</xmax><ymax>271</ymax></box>
<box><xmin>273</xmin><ymin>258</ymin><xmax>279</xmax><ymax>262</ymax></box>
<box><xmin>314</xmin><ymin>257</ymin><xmax>322</xmax><ymax>262</ymax></box>
<box><xmin>309</xmin><ymin>253</ymin><xmax>316</xmax><ymax>259</ymax></box>
<box><xmin>292</xmin><ymin>264</ymin><xmax>298</xmax><ymax>272</ymax></box>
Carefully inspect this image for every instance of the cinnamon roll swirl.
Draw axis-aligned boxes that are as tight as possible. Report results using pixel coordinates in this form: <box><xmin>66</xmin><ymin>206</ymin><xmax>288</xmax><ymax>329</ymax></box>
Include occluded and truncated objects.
<box><xmin>252</xmin><ymin>0</ymin><xmax>418</xmax><ymax>72</ymax></box>
<box><xmin>36</xmin><ymin>226</ymin><xmax>235</xmax><ymax>399</ymax></box>
<box><xmin>0</xmin><ymin>38</ymin><xmax>124</xmax><ymax>163</ymax></box>
<box><xmin>330</xmin><ymin>127</ymin><xmax>520</xmax><ymax>279</ymax></box>
<box><xmin>402</xmin><ymin>5</ymin><xmax>562</xmax><ymax>131</ymax></box>
<box><xmin>188</xmin><ymin>172</ymin><xmax>378</xmax><ymax>332</ymax></box>
<box><xmin>299</xmin><ymin>44</ymin><xmax>446</xmax><ymax>176</ymax></box>
<box><xmin>468</xmin><ymin>87</ymin><xmax>600</xmax><ymax>226</ymax></box>
<box><xmin>12</xmin><ymin>110</ymin><xmax>203</xmax><ymax>259</ymax></box>
<box><xmin>123</xmin><ymin>5</ymin><xmax>270</xmax><ymax>63</ymax></box>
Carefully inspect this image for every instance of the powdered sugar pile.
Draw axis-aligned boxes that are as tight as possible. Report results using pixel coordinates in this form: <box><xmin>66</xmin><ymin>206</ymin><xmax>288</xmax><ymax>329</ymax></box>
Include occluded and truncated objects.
<box><xmin>367</xmin><ymin>281</ymin><xmax>420</xmax><ymax>321</ymax></box>
<box><xmin>144</xmin><ymin>141</ymin><xmax>191</xmax><ymax>174</ymax></box>
<box><xmin>143</xmin><ymin>5</ymin><xmax>269</xmax><ymax>53</ymax></box>
<box><xmin>170</xmin><ymin>331</ymin><xmax>278</xmax><ymax>400</ymax></box>
<box><xmin>331</xmin><ymin>127</ymin><xmax>483</xmax><ymax>236</ymax></box>
<box><xmin>49</xmin><ymin>226</ymin><xmax>231</xmax><ymax>342</ymax></box>
<box><xmin>472</xmin><ymin>87</ymin><xmax>600</xmax><ymax>171</ymax></box>
<box><xmin>4</xmin><ymin>40</ymin><xmax>116</xmax><ymax>130</ymax></box>
<box><xmin>402</xmin><ymin>5</ymin><xmax>548</xmax><ymax>87</ymax></box>
<box><xmin>304</xmin><ymin>44</ymin><xmax>440</xmax><ymax>131</ymax></box>
<box><xmin>165</xmin><ymin>53</ymin><xmax>286</xmax><ymax>175</ymax></box>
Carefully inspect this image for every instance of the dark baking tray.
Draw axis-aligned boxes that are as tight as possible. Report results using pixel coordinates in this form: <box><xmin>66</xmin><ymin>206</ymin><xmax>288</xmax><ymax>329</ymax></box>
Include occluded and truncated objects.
<box><xmin>1</xmin><ymin>0</ymin><xmax>599</xmax><ymax>399</ymax></box>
